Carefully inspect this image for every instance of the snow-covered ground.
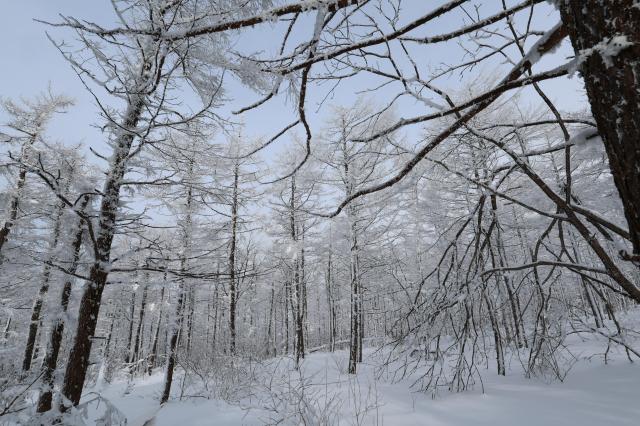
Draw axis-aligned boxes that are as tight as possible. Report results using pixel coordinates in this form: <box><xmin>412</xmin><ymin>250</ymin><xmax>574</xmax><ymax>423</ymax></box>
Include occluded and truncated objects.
<box><xmin>64</xmin><ymin>333</ymin><xmax>640</xmax><ymax>426</ymax></box>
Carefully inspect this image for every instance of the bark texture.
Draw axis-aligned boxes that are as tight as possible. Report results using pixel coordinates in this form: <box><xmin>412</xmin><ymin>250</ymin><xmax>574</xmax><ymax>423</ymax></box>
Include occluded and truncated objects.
<box><xmin>61</xmin><ymin>95</ymin><xmax>145</xmax><ymax>408</ymax></box>
<box><xmin>559</xmin><ymin>0</ymin><xmax>640</xmax><ymax>256</ymax></box>
<box><xmin>229</xmin><ymin>163</ymin><xmax>239</xmax><ymax>354</ymax></box>
<box><xmin>37</xmin><ymin>198</ymin><xmax>88</xmax><ymax>412</ymax></box>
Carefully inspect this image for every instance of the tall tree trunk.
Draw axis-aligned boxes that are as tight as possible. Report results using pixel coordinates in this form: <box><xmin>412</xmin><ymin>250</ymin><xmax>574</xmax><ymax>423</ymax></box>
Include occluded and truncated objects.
<box><xmin>294</xmin><ymin>258</ymin><xmax>304</xmax><ymax>365</ymax></box>
<box><xmin>184</xmin><ymin>284</ymin><xmax>195</xmax><ymax>352</ymax></box>
<box><xmin>559</xmin><ymin>1</ymin><xmax>640</xmax><ymax>257</ymax></box>
<box><xmin>160</xmin><ymin>277</ymin><xmax>185</xmax><ymax>405</ymax></box>
<box><xmin>131</xmin><ymin>282</ymin><xmax>148</xmax><ymax>367</ymax></box>
<box><xmin>266</xmin><ymin>285</ymin><xmax>275</xmax><ymax>356</ymax></box>
<box><xmin>124</xmin><ymin>285</ymin><xmax>137</xmax><ymax>364</ymax></box>
<box><xmin>341</xmin><ymin>137</ymin><xmax>363</xmax><ymax>372</ymax></box>
<box><xmin>484</xmin><ymin>290</ymin><xmax>506</xmax><ymax>376</ymax></box>
<box><xmin>347</xmin><ymin>207</ymin><xmax>362</xmax><ymax>373</ymax></box>
<box><xmin>211</xmin><ymin>269</ymin><xmax>219</xmax><ymax>351</ymax></box>
<box><xmin>289</xmin><ymin>176</ymin><xmax>305</xmax><ymax>366</ymax></box>
<box><xmin>229</xmin><ymin>163</ymin><xmax>239</xmax><ymax>354</ymax></box>
<box><xmin>22</xmin><ymin>172</ymin><xmax>72</xmax><ymax>372</ymax></box>
<box><xmin>284</xmin><ymin>279</ymin><xmax>291</xmax><ymax>354</ymax></box>
<box><xmin>325</xmin><ymin>244</ymin><xmax>336</xmax><ymax>352</ymax></box>
<box><xmin>301</xmin><ymin>242</ymin><xmax>308</xmax><ymax>349</ymax></box>
<box><xmin>102</xmin><ymin>311</ymin><xmax>115</xmax><ymax>374</ymax></box>
<box><xmin>490</xmin><ymin>195</ymin><xmax>526</xmax><ymax>348</ymax></box>
<box><xmin>60</xmin><ymin>91</ymin><xmax>146</xmax><ymax>409</ymax></box>
<box><xmin>36</xmin><ymin>197</ymin><xmax>88</xmax><ymax>413</ymax></box>
<box><xmin>161</xmin><ymin>173</ymin><xmax>193</xmax><ymax>404</ymax></box>
<box><xmin>148</xmin><ymin>286</ymin><xmax>165</xmax><ymax>375</ymax></box>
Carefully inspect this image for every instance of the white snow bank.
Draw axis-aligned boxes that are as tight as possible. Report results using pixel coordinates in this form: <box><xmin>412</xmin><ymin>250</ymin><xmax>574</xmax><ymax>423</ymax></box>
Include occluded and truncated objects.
<box><xmin>24</xmin><ymin>320</ymin><xmax>640</xmax><ymax>426</ymax></box>
<box><xmin>82</xmin><ymin>349</ymin><xmax>639</xmax><ymax>426</ymax></box>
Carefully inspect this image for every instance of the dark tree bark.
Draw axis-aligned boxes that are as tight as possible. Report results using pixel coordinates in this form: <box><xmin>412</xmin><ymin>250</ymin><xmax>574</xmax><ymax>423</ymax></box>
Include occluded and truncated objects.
<box><xmin>0</xmin><ymin>168</ymin><xmax>26</xmax><ymax>256</ymax></box>
<box><xmin>325</xmin><ymin>245</ymin><xmax>336</xmax><ymax>352</ymax></box>
<box><xmin>284</xmin><ymin>276</ymin><xmax>291</xmax><ymax>353</ymax></box>
<box><xmin>300</xmin><ymin>241</ymin><xmax>308</xmax><ymax>352</ymax></box>
<box><xmin>23</xmin><ymin>173</ymin><xmax>72</xmax><ymax>372</ymax></box>
<box><xmin>484</xmin><ymin>291</ymin><xmax>506</xmax><ymax>376</ymax></box>
<box><xmin>160</xmin><ymin>279</ymin><xmax>185</xmax><ymax>405</ymax></box>
<box><xmin>102</xmin><ymin>311</ymin><xmax>115</xmax><ymax>372</ymax></box>
<box><xmin>124</xmin><ymin>286</ymin><xmax>137</xmax><ymax>364</ymax></box>
<box><xmin>347</xmin><ymin>202</ymin><xmax>362</xmax><ymax>373</ymax></box>
<box><xmin>22</xmin><ymin>277</ymin><xmax>51</xmax><ymax>372</ymax></box>
<box><xmin>131</xmin><ymin>283</ymin><xmax>148</xmax><ymax>366</ymax></box>
<box><xmin>211</xmin><ymin>269</ymin><xmax>219</xmax><ymax>351</ymax></box>
<box><xmin>61</xmin><ymin>267</ymin><xmax>108</xmax><ymax>407</ymax></box>
<box><xmin>161</xmin><ymin>174</ymin><xmax>193</xmax><ymax>404</ymax></box>
<box><xmin>60</xmin><ymin>94</ymin><xmax>146</xmax><ymax>409</ymax></box>
<box><xmin>3</xmin><ymin>316</ymin><xmax>12</xmax><ymax>342</ymax></box>
<box><xmin>228</xmin><ymin>163</ymin><xmax>239</xmax><ymax>354</ymax></box>
<box><xmin>184</xmin><ymin>284</ymin><xmax>195</xmax><ymax>352</ymax></box>
<box><xmin>289</xmin><ymin>176</ymin><xmax>305</xmax><ymax>366</ymax></box>
<box><xmin>148</xmin><ymin>285</ymin><xmax>165</xmax><ymax>375</ymax></box>
<box><xmin>0</xmin><ymin>128</ymin><xmax>38</xmax><ymax>259</ymax></box>
<box><xmin>37</xmin><ymin>197</ymin><xmax>89</xmax><ymax>412</ymax></box>
<box><xmin>266</xmin><ymin>285</ymin><xmax>276</xmax><ymax>356</ymax></box>
<box><xmin>559</xmin><ymin>1</ymin><xmax>640</xmax><ymax>258</ymax></box>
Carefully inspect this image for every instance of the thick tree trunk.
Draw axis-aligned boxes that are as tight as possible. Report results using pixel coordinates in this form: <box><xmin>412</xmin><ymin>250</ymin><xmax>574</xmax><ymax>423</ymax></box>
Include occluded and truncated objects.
<box><xmin>60</xmin><ymin>264</ymin><xmax>108</xmax><ymax>407</ymax></box>
<box><xmin>60</xmin><ymin>93</ymin><xmax>145</xmax><ymax>409</ymax></box>
<box><xmin>22</xmin><ymin>279</ymin><xmax>50</xmax><ymax>372</ymax></box>
<box><xmin>36</xmin><ymin>282</ymin><xmax>72</xmax><ymax>413</ymax></box>
<box><xmin>36</xmin><ymin>200</ymin><xmax>88</xmax><ymax>413</ymax></box>
<box><xmin>559</xmin><ymin>1</ymin><xmax>640</xmax><ymax>257</ymax></box>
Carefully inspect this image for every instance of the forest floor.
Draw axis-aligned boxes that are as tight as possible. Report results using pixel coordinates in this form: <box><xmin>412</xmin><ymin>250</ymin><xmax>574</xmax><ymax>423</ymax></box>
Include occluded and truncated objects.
<box><xmin>74</xmin><ymin>324</ymin><xmax>640</xmax><ymax>426</ymax></box>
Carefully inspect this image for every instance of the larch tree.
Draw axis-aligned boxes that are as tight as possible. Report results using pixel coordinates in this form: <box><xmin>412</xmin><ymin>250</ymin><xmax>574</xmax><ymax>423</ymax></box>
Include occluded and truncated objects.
<box><xmin>0</xmin><ymin>92</ymin><xmax>72</xmax><ymax>259</ymax></box>
<box><xmin>42</xmin><ymin>0</ymin><xmax>255</xmax><ymax>408</ymax></box>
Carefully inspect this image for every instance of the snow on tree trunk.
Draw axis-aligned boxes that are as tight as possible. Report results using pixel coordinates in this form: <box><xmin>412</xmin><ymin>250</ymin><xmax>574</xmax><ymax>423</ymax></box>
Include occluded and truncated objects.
<box><xmin>22</xmin><ymin>166</ymin><xmax>73</xmax><ymax>372</ymax></box>
<box><xmin>161</xmin><ymin>171</ymin><xmax>194</xmax><ymax>404</ymax></box>
<box><xmin>229</xmin><ymin>163</ymin><xmax>239</xmax><ymax>355</ymax></box>
<box><xmin>0</xmin><ymin>137</ymin><xmax>35</xmax><ymax>259</ymax></box>
<box><xmin>60</xmin><ymin>93</ymin><xmax>146</xmax><ymax>408</ymax></box>
<box><xmin>559</xmin><ymin>0</ymin><xmax>640</xmax><ymax>258</ymax></box>
<box><xmin>131</xmin><ymin>281</ymin><xmax>148</xmax><ymax>367</ymax></box>
<box><xmin>37</xmin><ymin>197</ymin><xmax>89</xmax><ymax>413</ymax></box>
